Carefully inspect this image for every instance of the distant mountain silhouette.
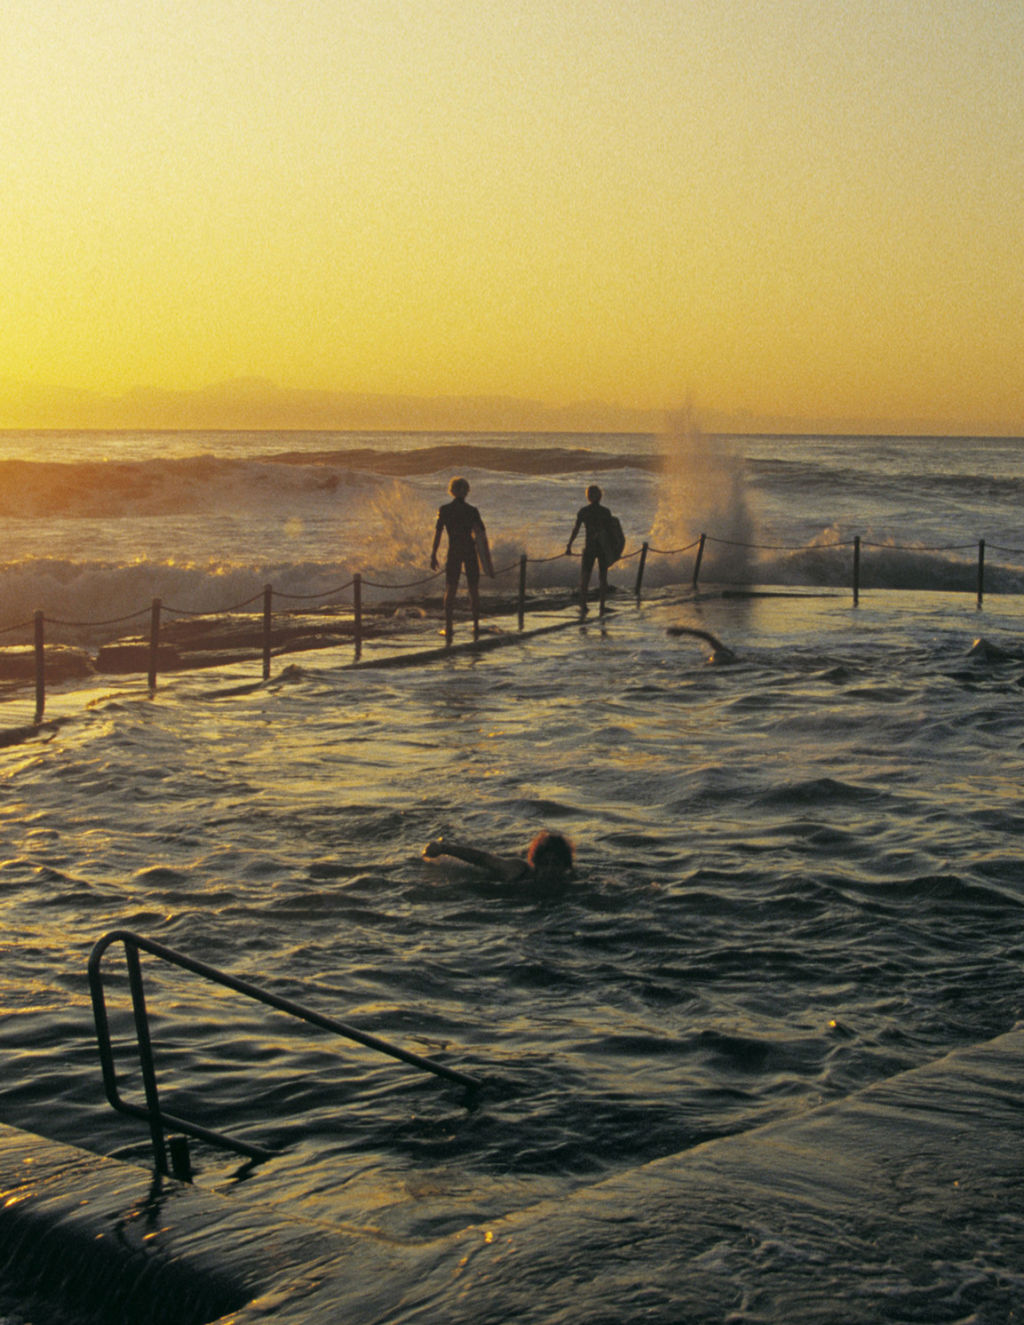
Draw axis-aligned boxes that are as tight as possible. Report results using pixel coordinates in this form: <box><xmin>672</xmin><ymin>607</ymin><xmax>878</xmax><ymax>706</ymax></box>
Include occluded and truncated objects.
<box><xmin>1</xmin><ymin>377</ymin><xmax>1016</xmax><ymax>436</ymax></box>
<box><xmin>0</xmin><ymin>379</ymin><xmax>660</xmax><ymax>433</ymax></box>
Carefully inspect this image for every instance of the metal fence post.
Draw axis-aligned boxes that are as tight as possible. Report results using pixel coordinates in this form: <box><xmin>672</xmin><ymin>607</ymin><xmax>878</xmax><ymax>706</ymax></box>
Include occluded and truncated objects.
<box><xmin>34</xmin><ymin>611</ymin><xmax>45</xmax><ymax>724</ymax></box>
<box><xmin>634</xmin><ymin>542</ymin><xmax>649</xmax><ymax>599</ymax></box>
<box><xmin>692</xmin><ymin>533</ymin><xmax>706</xmax><ymax>588</ymax></box>
<box><xmin>353</xmin><ymin>574</ymin><xmax>363</xmax><ymax>660</ymax></box>
<box><xmin>148</xmin><ymin>598</ymin><xmax>162</xmax><ymax>692</ymax></box>
<box><xmin>262</xmin><ymin>584</ymin><xmax>273</xmax><ymax>679</ymax></box>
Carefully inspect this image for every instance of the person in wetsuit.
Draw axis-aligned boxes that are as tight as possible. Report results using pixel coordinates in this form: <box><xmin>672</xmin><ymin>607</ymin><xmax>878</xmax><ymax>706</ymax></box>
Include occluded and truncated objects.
<box><xmin>566</xmin><ymin>484</ymin><xmax>616</xmax><ymax>616</ymax></box>
<box><xmin>423</xmin><ymin>830</ymin><xmax>575</xmax><ymax>886</ymax></box>
<box><xmin>430</xmin><ymin>476</ymin><xmax>489</xmax><ymax>642</ymax></box>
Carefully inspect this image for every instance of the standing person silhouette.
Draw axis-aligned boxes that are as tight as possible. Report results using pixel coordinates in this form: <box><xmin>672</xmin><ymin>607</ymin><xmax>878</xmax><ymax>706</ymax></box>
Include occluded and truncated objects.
<box><xmin>430</xmin><ymin>476</ymin><xmax>492</xmax><ymax>643</ymax></box>
<box><xmin>566</xmin><ymin>484</ymin><xmax>616</xmax><ymax>617</ymax></box>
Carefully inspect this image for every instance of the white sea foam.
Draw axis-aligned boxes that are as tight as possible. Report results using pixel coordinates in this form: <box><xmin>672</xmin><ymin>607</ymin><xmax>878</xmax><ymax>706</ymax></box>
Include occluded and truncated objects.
<box><xmin>651</xmin><ymin>409</ymin><xmax>756</xmax><ymax>583</ymax></box>
<box><xmin>1</xmin><ymin>429</ymin><xmax>1022</xmax><ymax>636</ymax></box>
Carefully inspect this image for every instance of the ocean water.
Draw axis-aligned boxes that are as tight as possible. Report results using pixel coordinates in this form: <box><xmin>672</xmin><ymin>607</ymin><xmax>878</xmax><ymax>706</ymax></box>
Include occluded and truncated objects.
<box><xmin>2</xmin><ymin>427</ymin><xmax>1023</xmax><ymax>639</ymax></box>
<box><xmin>2</xmin><ymin>426</ymin><xmax>1024</xmax><ymax>1319</ymax></box>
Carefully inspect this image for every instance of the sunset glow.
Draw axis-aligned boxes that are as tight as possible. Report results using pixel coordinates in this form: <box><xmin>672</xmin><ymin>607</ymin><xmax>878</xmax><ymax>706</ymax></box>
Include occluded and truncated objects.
<box><xmin>4</xmin><ymin>0</ymin><xmax>1022</xmax><ymax>434</ymax></box>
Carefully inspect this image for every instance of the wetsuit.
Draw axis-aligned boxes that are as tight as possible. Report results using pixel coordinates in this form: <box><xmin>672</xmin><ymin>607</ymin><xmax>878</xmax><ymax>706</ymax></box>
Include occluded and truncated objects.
<box><xmin>572</xmin><ymin>501</ymin><xmax>615</xmax><ymax>583</ymax></box>
<box><xmin>435</xmin><ymin>498</ymin><xmax>484</xmax><ymax>586</ymax></box>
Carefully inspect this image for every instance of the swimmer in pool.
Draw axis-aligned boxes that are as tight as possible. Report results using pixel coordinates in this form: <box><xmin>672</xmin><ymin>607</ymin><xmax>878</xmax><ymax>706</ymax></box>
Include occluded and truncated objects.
<box><xmin>423</xmin><ymin>830</ymin><xmax>575</xmax><ymax>885</ymax></box>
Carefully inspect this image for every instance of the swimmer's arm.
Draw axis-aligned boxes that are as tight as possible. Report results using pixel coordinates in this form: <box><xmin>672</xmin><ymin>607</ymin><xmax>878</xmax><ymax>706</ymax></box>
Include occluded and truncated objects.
<box><xmin>566</xmin><ymin>514</ymin><xmax>582</xmax><ymax>553</ymax></box>
<box><xmin>430</xmin><ymin>513</ymin><xmax>443</xmax><ymax>569</ymax></box>
<box><xmin>423</xmin><ymin>838</ymin><xmax>522</xmax><ymax>881</ymax></box>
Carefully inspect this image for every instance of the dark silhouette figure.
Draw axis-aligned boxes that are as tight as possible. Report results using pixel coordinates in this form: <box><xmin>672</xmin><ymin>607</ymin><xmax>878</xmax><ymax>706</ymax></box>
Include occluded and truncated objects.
<box><xmin>430</xmin><ymin>477</ymin><xmax>492</xmax><ymax>643</ymax></box>
<box><xmin>423</xmin><ymin>830</ymin><xmax>575</xmax><ymax>886</ymax></box>
<box><xmin>566</xmin><ymin>484</ymin><xmax>616</xmax><ymax>616</ymax></box>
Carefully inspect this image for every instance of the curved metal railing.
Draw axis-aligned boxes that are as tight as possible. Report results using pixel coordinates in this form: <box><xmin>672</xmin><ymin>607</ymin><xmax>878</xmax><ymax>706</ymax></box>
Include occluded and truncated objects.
<box><xmin>88</xmin><ymin>929</ymin><xmax>482</xmax><ymax>1179</ymax></box>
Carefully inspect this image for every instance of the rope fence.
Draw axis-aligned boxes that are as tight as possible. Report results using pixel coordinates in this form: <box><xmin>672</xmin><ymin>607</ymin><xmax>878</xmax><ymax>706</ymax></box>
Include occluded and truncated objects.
<box><xmin>3</xmin><ymin>532</ymin><xmax>1020</xmax><ymax>726</ymax></box>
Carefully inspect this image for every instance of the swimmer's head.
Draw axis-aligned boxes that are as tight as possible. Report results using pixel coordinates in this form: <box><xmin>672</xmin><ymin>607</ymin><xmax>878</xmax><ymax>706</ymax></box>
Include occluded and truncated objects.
<box><xmin>586</xmin><ymin>484</ymin><xmax>602</xmax><ymax>503</ymax></box>
<box><xmin>449</xmin><ymin>476</ymin><xmax>470</xmax><ymax>499</ymax></box>
<box><xmin>526</xmin><ymin>830</ymin><xmax>575</xmax><ymax>884</ymax></box>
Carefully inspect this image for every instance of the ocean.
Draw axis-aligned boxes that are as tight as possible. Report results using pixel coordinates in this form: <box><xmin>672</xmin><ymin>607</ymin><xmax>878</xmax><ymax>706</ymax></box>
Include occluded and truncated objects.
<box><xmin>2</xmin><ymin>427</ymin><xmax>1023</xmax><ymax>637</ymax></box>
<box><xmin>2</xmin><ymin>425</ymin><xmax>1024</xmax><ymax>1321</ymax></box>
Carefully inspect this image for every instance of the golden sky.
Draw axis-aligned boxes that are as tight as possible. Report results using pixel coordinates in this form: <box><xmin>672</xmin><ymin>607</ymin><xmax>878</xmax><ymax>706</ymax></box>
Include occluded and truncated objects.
<box><xmin>3</xmin><ymin>0</ymin><xmax>1023</xmax><ymax>433</ymax></box>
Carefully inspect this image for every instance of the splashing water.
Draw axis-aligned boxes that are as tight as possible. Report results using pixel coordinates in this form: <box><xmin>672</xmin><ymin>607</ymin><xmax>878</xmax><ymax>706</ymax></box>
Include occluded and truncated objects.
<box><xmin>651</xmin><ymin>411</ymin><xmax>756</xmax><ymax>582</ymax></box>
<box><xmin>367</xmin><ymin>480</ymin><xmax>436</xmax><ymax>568</ymax></box>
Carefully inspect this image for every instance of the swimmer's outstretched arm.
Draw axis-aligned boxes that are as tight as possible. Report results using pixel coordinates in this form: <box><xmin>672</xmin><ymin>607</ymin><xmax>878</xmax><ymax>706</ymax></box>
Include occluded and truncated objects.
<box><xmin>423</xmin><ymin>838</ymin><xmax>522</xmax><ymax>881</ymax></box>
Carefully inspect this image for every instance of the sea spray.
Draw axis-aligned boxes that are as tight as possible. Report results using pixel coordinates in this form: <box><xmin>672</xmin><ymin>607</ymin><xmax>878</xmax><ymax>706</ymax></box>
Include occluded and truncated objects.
<box><xmin>368</xmin><ymin>480</ymin><xmax>437</xmax><ymax>568</ymax></box>
<box><xmin>1</xmin><ymin>432</ymin><xmax>1022</xmax><ymax>644</ymax></box>
<box><xmin>651</xmin><ymin>411</ymin><xmax>756</xmax><ymax>584</ymax></box>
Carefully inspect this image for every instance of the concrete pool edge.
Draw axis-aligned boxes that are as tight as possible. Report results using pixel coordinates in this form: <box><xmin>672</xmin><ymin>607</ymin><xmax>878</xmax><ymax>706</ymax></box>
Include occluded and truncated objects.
<box><xmin>3</xmin><ymin>1024</ymin><xmax>1024</xmax><ymax>1323</ymax></box>
<box><xmin>0</xmin><ymin>1126</ymin><xmax>449</xmax><ymax>1325</ymax></box>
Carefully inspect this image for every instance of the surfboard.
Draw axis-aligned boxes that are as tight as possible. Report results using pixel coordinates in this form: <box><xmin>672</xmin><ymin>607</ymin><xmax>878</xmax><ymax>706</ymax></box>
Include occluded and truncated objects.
<box><xmin>597</xmin><ymin>515</ymin><xmax>626</xmax><ymax>565</ymax></box>
<box><xmin>474</xmin><ymin>523</ymin><xmax>495</xmax><ymax>577</ymax></box>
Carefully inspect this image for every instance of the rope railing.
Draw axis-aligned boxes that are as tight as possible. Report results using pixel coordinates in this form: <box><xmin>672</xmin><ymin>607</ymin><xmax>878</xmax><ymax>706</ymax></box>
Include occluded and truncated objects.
<box><xmin>161</xmin><ymin>591</ymin><xmax>268</xmax><ymax>616</ymax></box>
<box><xmin>646</xmin><ymin>539</ymin><xmax>702</xmax><ymax>555</ymax></box>
<box><xmin>493</xmin><ymin>558</ymin><xmax>525</xmax><ymax>577</ymax></box>
<box><xmin>4</xmin><ymin>532</ymin><xmax>1021</xmax><ymax>727</ymax></box>
<box><xmin>358</xmin><ymin>573</ymin><xmax>436</xmax><ymax>590</ymax></box>
<box><xmin>707</xmin><ymin>535</ymin><xmax>855</xmax><ymax>551</ymax></box>
<box><xmin>274</xmin><ymin>579</ymin><xmax>357</xmax><ymax>600</ymax></box>
<box><xmin>859</xmin><ymin>540</ymin><xmax>976</xmax><ymax>552</ymax></box>
<box><xmin>0</xmin><ymin>616</ymin><xmax>41</xmax><ymax>636</ymax></box>
<box><xmin>41</xmin><ymin>606</ymin><xmax>153</xmax><ymax>629</ymax></box>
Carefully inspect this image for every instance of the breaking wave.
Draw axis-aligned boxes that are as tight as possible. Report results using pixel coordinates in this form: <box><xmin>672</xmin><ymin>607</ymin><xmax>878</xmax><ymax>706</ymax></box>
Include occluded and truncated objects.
<box><xmin>0</xmin><ymin>445</ymin><xmax>657</xmax><ymax>520</ymax></box>
<box><xmin>2</xmin><ymin>430</ymin><xmax>1024</xmax><ymax>641</ymax></box>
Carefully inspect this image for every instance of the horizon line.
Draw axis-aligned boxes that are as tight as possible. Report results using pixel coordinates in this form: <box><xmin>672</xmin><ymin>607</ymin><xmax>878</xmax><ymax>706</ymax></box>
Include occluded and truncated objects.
<box><xmin>0</xmin><ymin>379</ymin><xmax>1020</xmax><ymax>439</ymax></box>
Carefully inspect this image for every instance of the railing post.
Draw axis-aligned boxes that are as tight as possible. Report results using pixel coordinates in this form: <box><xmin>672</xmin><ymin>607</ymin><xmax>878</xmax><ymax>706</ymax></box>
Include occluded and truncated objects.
<box><xmin>852</xmin><ymin>536</ymin><xmax>861</xmax><ymax>606</ymax></box>
<box><xmin>634</xmin><ymin>541</ymin><xmax>649</xmax><ymax>600</ymax></box>
<box><xmin>692</xmin><ymin>533</ymin><xmax>706</xmax><ymax>588</ymax></box>
<box><xmin>168</xmin><ymin>1135</ymin><xmax>193</xmax><ymax>1183</ymax></box>
<box><xmin>262</xmin><ymin>584</ymin><xmax>273</xmax><ymax>680</ymax></box>
<box><xmin>124</xmin><ymin>941</ymin><xmax>169</xmax><ymax>1176</ymax></box>
<box><xmin>148</xmin><ymin>598</ymin><xmax>162</xmax><ymax>692</ymax></box>
<box><xmin>518</xmin><ymin>555</ymin><xmax>527</xmax><ymax>630</ymax></box>
<box><xmin>977</xmin><ymin>538</ymin><xmax>985</xmax><ymax>609</ymax></box>
<box><xmin>34</xmin><ymin>611</ymin><xmax>45</xmax><ymax>725</ymax></box>
<box><xmin>353</xmin><ymin>574</ymin><xmax>362</xmax><ymax>659</ymax></box>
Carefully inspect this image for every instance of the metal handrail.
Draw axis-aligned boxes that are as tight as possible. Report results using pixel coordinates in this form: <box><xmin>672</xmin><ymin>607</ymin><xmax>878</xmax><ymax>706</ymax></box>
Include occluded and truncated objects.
<box><xmin>88</xmin><ymin>929</ymin><xmax>482</xmax><ymax>1177</ymax></box>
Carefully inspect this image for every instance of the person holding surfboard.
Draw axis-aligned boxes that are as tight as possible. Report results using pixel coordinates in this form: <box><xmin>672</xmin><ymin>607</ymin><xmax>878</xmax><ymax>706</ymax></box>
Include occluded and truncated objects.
<box><xmin>566</xmin><ymin>484</ymin><xmax>623</xmax><ymax>616</ymax></box>
<box><xmin>423</xmin><ymin>830</ymin><xmax>575</xmax><ymax>886</ymax></box>
<box><xmin>430</xmin><ymin>476</ymin><xmax>494</xmax><ymax>643</ymax></box>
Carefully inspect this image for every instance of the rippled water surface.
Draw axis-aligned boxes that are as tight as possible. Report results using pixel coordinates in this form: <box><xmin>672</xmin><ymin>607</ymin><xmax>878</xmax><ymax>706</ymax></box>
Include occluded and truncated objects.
<box><xmin>4</xmin><ymin>584</ymin><xmax>1024</xmax><ymax>1261</ymax></box>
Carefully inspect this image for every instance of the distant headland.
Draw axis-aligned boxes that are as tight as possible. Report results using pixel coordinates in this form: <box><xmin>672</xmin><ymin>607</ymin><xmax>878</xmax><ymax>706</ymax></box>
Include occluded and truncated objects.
<box><xmin>1</xmin><ymin>378</ymin><xmax>1019</xmax><ymax>437</ymax></box>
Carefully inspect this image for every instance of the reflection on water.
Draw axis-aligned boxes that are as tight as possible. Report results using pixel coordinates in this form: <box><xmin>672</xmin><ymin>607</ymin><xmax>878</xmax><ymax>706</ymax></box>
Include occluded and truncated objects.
<box><xmin>2</xmin><ymin>591</ymin><xmax>1024</xmax><ymax>1256</ymax></box>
